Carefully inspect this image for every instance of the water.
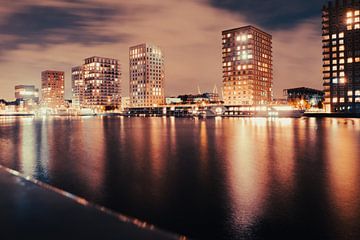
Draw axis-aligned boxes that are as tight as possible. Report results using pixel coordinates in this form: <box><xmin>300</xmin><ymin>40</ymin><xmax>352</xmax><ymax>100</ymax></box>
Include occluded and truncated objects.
<box><xmin>0</xmin><ymin>116</ymin><xmax>359</xmax><ymax>239</ymax></box>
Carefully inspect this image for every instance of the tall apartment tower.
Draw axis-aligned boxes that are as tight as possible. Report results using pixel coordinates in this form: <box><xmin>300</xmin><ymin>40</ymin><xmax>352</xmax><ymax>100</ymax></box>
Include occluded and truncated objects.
<box><xmin>222</xmin><ymin>26</ymin><xmax>273</xmax><ymax>105</ymax></box>
<box><xmin>129</xmin><ymin>43</ymin><xmax>165</xmax><ymax>107</ymax></box>
<box><xmin>41</xmin><ymin>70</ymin><xmax>65</xmax><ymax>108</ymax></box>
<box><xmin>72</xmin><ymin>56</ymin><xmax>121</xmax><ymax>110</ymax></box>
<box><xmin>71</xmin><ymin>66</ymin><xmax>84</xmax><ymax>108</ymax></box>
<box><xmin>322</xmin><ymin>0</ymin><xmax>360</xmax><ymax>113</ymax></box>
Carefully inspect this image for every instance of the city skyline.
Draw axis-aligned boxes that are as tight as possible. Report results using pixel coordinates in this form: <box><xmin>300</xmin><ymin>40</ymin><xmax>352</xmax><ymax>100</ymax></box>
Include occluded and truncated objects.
<box><xmin>0</xmin><ymin>0</ymin><xmax>323</xmax><ymax>100</ymax></box>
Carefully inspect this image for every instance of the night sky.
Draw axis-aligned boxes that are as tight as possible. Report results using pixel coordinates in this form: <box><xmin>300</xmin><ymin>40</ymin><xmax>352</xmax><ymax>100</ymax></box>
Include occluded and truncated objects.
<box><xmin>0</xmin><ymin>0</ymin><xmax>326</xmax><ymax>100</ymax></box>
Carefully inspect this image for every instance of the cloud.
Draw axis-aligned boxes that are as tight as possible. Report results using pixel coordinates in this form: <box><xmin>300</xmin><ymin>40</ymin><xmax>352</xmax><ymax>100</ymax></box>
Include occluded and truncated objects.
<box><xmin>208</xmin><ymin>0</ymin><xmax>325</xmax><ymax>29</ymax></box>
<box><xmin>272</xmin><ymin>18</ymin><xmax>323</xmax><ymax>97</ymax></box>
<box><xmin>0</xmin><ymin>0</ymin><xmax>125</xmax><ymax>54</ymax></box>
<box><xmin>0</xmin><ymin>0</ymin><xmax>323</xmax><ymax>101</ymax></box>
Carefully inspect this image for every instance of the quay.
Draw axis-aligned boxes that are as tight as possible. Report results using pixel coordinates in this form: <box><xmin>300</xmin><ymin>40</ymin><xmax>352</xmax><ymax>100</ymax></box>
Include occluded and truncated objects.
<box><xmin>0</xmin><ymin>165</ymin><xmax>186</xmax><ymax>240</ymax></box>
<box><xmin>124</xmin><ymin>104</ymin><xmax>304</xmax><ymax>118</ymax></box>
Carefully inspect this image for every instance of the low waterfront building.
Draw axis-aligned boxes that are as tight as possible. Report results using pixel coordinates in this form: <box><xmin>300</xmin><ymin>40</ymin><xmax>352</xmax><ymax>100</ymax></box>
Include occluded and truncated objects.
<box><xmin>283</xmin><ymin>87</ymin><xmax>325</xmax><ymax>109</ymax></box>
<box><xmin>15</xmin><ymin>85</ymin><xmax>39</xmax><ymax>103</ymax></box>
<box><xmin>178</xmin><ymin>92</ymin><xmax>221</xmax><ymax>104</ymax></box>
<box><xmin>165</xmin><ymin>97</ymin><xmax>183</xmax><ymax>105</ymax></box>
<box><xmin>14</xmin><ymin>85</ymin><xmax>39</xmax><ymax>111</ymax></box>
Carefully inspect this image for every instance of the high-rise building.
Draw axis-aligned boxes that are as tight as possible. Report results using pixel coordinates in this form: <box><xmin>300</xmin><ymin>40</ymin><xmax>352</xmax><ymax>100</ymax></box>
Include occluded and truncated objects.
<box><xmin>222</xmin><ymin>26</ymin><xmax>273</xmax><ymax>105</ymax></box>
<box><xmin>71</xmin><ymin>66</ymin><xmax>84</xmax><ymax>108</ymax></box>
<box><xmin>129</xmin><ymin>43</ymin><xmax>165</xmax><ymax>107</ymax></box>
<box><xmin>41</xmin><ymin>70</ymin><xmax>65</xmax><ymax>108</ymax></box>
<box><xmin>15</xmin><ymin>85</ymin><xmax>39</xmax><ymax>103</ymax></box>
<box><xmin>72</xmin><ymin>56</ymin><xmax>121</xmax><ymax>110</ymax></box>
<box><xmin>322</xmin><ymin>0</ymin><xmax>360</xmax><ymax>113</ymax></box>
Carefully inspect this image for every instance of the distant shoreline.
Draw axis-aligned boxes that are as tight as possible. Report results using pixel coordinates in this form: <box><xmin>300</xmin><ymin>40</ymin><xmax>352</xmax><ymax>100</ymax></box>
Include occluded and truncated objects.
<box><xmin>1</xmin><ymin>113</ymin><xmax>360</xmax><ymax>118</ymax></box>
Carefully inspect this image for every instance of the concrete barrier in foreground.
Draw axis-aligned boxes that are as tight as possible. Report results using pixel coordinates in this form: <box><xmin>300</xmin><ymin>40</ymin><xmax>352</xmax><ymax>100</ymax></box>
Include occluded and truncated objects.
<box><xmin>0</xmin><ymin>165</ymin><xmax>188</xmax><ymax>240</ymax></box>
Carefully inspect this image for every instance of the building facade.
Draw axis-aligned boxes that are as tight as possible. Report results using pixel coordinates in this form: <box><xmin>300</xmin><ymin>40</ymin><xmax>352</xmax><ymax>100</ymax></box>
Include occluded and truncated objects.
<box><xmin>129</xmin><ymin>43</ymin><xmax>165</xmax><ymax>107</ymax></box>
<box><xmin>15</xmin><ymin>85</ymin><xmax>39</xmax><ymax>103</ymax></box>
<box><xmin>71</xmin><ymin>66</ymin><xmax>84</xmax><ymax>108</ymax></box>
<box><xmin>283</xmin><ymin>87</ymin><xmax>325</xmax><ymax>109</ymax></box>
<box><xmin>72</xmin><ymin>56</ymin><xmax>121</xmax><ymax>110</ymax></box>
<box><xmin>322</xmin><ymin>0</ymin><xmax>360</xmax><ymax>113</ymax></box>
<box><xmin>41</xmin><ymin>71</ymin><xmax>65</xmax><ymax>108</ymax></box>
<box><xmin>222</xmin><ymin>26</ymin><xmax>273</xmax><ymax>106</ymax></box>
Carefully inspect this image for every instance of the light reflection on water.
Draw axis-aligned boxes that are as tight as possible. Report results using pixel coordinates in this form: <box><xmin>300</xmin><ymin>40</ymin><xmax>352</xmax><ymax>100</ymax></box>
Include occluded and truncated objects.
<box><xmin>0</xmin><ymin>116</ymin><xmax>359</xmax><ymax>240</ymax></box>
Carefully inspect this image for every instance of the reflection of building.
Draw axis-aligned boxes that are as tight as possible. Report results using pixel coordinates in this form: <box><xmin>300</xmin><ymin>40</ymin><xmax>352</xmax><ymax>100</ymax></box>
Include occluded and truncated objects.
<box><xmin>72</xmin><ymin>56</ymin><xmax>121</xmax><ymax>110</ymax></box>
<box><xmin>322</xmin><ymin>1</ymin><xmax>360</xmax><ymax>113</ymax></box>
<box><xmin>222</xmin><ymin>26</ymin><xmax>273</xmax><ymax>105</ymax></box>
<box><xmin>129</xmin><ymin>43</ymin><xmax>165</xmax><ymax>107</ymax></box>
<box><xmin>15</xmin><ymin>85</ymin><xmax>39</xmax><ymax>103</ymax></box>
<box><xmin>284</xmin><ymin>87</ymin><xmax>325</xmax><ymax>108</ymax></box>
<box><xmin>41</xmin><ymin>70</ymin><xmax>65</xmax><ymax>108</ymax></box>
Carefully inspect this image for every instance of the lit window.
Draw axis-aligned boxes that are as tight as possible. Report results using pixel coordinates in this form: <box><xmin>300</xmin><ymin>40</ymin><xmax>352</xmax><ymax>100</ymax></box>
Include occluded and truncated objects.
<box><xmin>347</xmin><ymin>57</ymin><xmax>353</xmax><ymax>63</ymax></box>
<box><xmin>340</xmin><ymin>72</ymin><xmax>345</xmax><ymax>77</ymax></box>
<box><xmin>356</xmin><ymin>10</ymin><xmax>360</xmax><ymax>16</ymax></box>
<box><xmin>339</xmin><ymin>45</ymin><xmax>345</xmax><ymax>51</ymax></box>
<box><xmin>355</xmin><ymin>90</ymin><xmax>360</xmax><ymax>96</ymax></box>
<box><xmin>340</xmin><ymin>77</ymin><xmax>346</xmax><ymax>84</ymax></box>
<box><xmin>332</xmin><ymin>97</ymin><xmax>338</xmax><ymax>103</ymax></box>
<box><xmin>356</xmin><ymin>17</ymin><xmax>360</xmax><ymax>22</ymax></box>
<box><xmin>348</xmin><ymin>91</ymin><xmax>353</xmax><ymax>96</ymax></box>
<box><xmin>347</xmin><ymin>11</ymin><xmax>353</xmax><ymax>17</ymax></box>
<box><xmin>340</xmin><ymin>98</ymin><xmax>345</xmax><ymax>103</ymax></box>
<box><xmin>347</xmin><ymin>25</ymin><xmax>353</xmax><ymax>30</ymax></box>
<box><xmin>332</xmin><ymin>34</ymin><xmax>337</xmax><ymax>39</ymax></box>
<box><xmin>332</xmin><ymin>78</ymin><xmax>338</xmax><ymax>83</ymax></box>
<box><xmin>347</xmin><ymin>18</ymin><xmax>353</xmax><ymax>24</ymax></box>
<box><xmin>356</xmin><ymin>24</ymin><xmax>360</xmax><ymax>29</ymax></box>
<box><xmin>339</xmin><ymin>32</ymin><xmax>344</xmax><ymax>38</ymax></box>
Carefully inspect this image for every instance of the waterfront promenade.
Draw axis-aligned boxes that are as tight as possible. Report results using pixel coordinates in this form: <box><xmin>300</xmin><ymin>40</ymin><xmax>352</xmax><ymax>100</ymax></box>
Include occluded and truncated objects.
<box><xmin>0</xmin><ymin>165</ymin><xmax>184</xmax><ymax>240</ymax></box>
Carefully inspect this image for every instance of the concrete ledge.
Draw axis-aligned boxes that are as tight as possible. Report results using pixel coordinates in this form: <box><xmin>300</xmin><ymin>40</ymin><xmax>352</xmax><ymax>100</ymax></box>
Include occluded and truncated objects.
<box><xmin>304</xmin><ymin>112</ymin><xmax>360</xmax><ymax>118</ymax></box>
<box><xmin>0</xmin><ymin>165</ymin><xmax>187</xmax><ymax>240</ymax></box>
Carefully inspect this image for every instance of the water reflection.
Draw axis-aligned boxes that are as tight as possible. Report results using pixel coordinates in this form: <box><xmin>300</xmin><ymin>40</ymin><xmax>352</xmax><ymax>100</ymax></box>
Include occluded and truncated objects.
<box><xmin>0</xmin><ymin>117</ymin><xmax>359</xmax><ymax>240</ymax></box>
